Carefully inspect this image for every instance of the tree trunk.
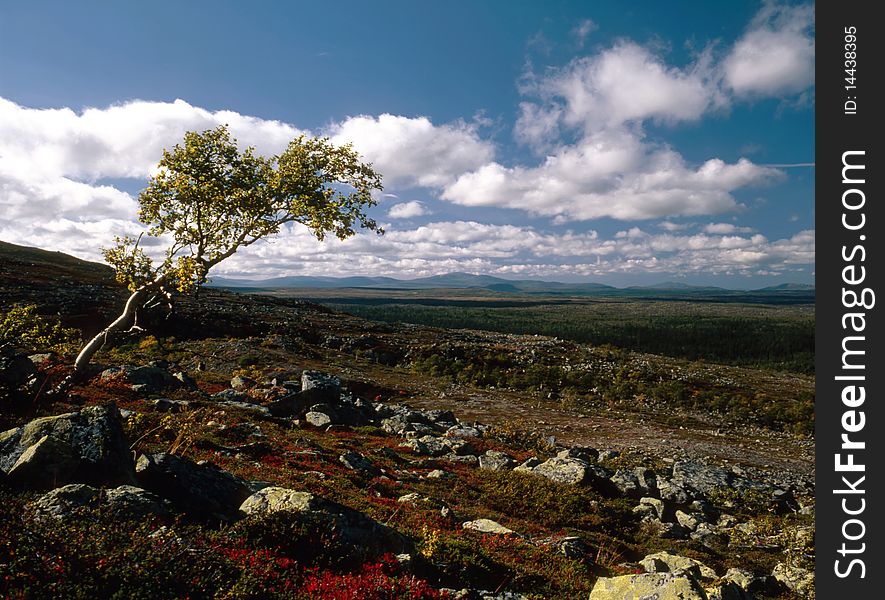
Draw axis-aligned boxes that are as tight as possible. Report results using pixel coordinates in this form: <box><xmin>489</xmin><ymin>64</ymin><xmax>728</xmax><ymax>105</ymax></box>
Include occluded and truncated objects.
<box><xmin>73</xmin><ymin>287</ymin><xmax>150</xmax><ymax>374</ymax></box>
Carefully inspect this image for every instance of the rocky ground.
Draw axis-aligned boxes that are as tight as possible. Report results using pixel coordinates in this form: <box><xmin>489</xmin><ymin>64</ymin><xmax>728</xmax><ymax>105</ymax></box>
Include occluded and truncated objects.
<box><xmin>0</xmin><ymin>241</ymin><xmax>815</xmax><ymax>599</ymax></box>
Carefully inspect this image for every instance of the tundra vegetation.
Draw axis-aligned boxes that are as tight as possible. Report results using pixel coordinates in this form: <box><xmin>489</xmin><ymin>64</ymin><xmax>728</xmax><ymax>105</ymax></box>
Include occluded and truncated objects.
<box><xmin>0</xmin><ymin>127</ymin><xmax>814</xmax><ymax>597</ymax></box>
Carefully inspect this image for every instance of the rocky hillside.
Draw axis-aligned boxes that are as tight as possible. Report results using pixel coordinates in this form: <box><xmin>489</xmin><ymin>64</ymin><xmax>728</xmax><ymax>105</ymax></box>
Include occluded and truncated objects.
<box><xmin>0</xmin><ymin>242</ymin><xmax>815</xmax><ymax>599</ymax></box>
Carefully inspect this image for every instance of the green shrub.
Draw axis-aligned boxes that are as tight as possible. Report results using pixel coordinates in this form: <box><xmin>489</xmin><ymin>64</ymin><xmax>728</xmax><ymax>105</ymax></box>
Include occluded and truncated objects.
<box><xmin>0</xmin><ymin>304</ymin><xmax>80</xmax><ymax>353</ymax></box>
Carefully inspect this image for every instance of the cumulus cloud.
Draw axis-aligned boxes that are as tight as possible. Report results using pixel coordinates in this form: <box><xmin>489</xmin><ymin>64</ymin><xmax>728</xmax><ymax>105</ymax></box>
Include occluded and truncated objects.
<box><xmin>0</xmin><ymin>97</ymin><xmax>305</xmax><ymax>180</ymax></box>
<box><xmin>444</xmin><ymin>128</ymin><xmax>782</xmax><ymax>221</ymax></box>
<box><xmin>210</xmin><ymin>221</ymin><xmax>814</xmax><ymax>280</ymax></box>
<box><xmin>387</xmin><ymin>201</ymin><xmax>430</xmax><ymax>219</ymax></box>
<box><xmin>702</xmin><ymin>222</ymin><xmax>754</xmax><ymax>234</ymax></box>
<box><xmin>328</xmin><ymin>114</ymin><xmax>495</xmax><ymax>188</ymax></box>
<box><xmin>721</xmin><ymin>2</ymin><xmax>815</xmax><ymax>97</ymax></box>
<box><xmin>517</xmin><ymin>41</ymin><xmax>715</xmax><ymax>143</ymax></box>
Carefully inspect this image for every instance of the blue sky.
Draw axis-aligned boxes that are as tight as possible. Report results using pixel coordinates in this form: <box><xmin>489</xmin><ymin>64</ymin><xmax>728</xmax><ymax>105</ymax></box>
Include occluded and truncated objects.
<box><xmin>0</xmin><ymin>1</ymin><xmax>815</xmax><ymax>287</ymax></box>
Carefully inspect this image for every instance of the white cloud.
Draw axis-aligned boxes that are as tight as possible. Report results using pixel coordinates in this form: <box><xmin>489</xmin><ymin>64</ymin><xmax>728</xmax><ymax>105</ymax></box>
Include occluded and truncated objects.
<box><xmin>721</xmin><ymin>2</ymin><xmax>815</xmax><ymax>97</ymax></box>
<box><xmin>443</xmin><ymin>129</ymin><xmax>782</xmax><ymax>221</ymax></box>
<box><xmin>657</xmin><ymin>221</ymin><xmax>693</xmax><ymax>232</ymax></box>
<box><xmin>518</xmin><ymin>42</ymin><xmax>715</xmax><ymax>141</ymax></box>
<box><xmin>572</xmin><ymin>19</ymin><xmax>597</xmax><ymax>47</ymax></box>
<box><xmin>0</xmin><ymin>97</ymin><xmax>306</xmax><ymax>181</ymax></box>
<box><xmin>206</xmin><ymin>221</ymin><xmax>813</xmax><ymax>281</ymax></box>
<box><xmin>702</xmin><ymin>222</ymin><xmax>754</xmax><ymax>234</ymax></box>
<box><xmin>387</xmin><ymin>201</ymin><xmax>429</xmax><ymax>219</ymax></box>
<box><xmin>328</xmin><ymin>113</ymin><xmax>495</xmax><ymax>188</ymax></box>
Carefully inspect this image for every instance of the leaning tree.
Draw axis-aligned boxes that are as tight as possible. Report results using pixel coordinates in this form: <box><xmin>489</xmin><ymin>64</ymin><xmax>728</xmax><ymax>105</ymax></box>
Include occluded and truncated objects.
<box><xmin>69</xmin><ymin>125</ymin><xmax>383</xmax><ymax>379</ymax></box>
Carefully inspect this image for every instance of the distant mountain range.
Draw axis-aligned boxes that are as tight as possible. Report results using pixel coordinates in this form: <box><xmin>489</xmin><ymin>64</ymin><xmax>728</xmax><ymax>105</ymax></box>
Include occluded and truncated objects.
<box><xmin>0</xmin><ymin>240</ymin><xmax>814</xmax><ymax>299</ymax></box>
<box><xmin>207</xmin><ymin>271</ymin><xmax>814</xmax><ymax>296</ymax></box>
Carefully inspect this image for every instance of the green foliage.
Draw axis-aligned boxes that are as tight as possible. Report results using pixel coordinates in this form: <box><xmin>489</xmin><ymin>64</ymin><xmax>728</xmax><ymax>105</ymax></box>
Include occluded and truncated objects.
<box><xmin>0</xmin><ymin>303</ymin><xmax>80</xmax><ymax>353</ymax></box>
<box><xmin>471</xmin><ymin>470</ymin><xmax>611</xmax><ymax>530</ymax></box>
<box><xmin>103</xmin><ymin>125</ymin><xmax>383</xmax><ymax>294</ymax></box>
<box><xmin>333</xmin><ymin>301</ymin><xmax>815</xmax><ymax>374</ymax></box>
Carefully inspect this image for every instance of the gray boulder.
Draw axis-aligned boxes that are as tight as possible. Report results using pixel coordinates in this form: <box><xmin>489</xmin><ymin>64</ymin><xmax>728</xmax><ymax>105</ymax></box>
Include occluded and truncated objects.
<box><xmin>1</xmin><ymin>405</ymin><xmax>133</xmax><ymax>489</ymax></box>
<box><xmin>462</xmin><ymin>518</ymin><xmax>516</xmax><ymax>536</ymax></box>
<box><xmin>640</xmin><ymin>550</ymin><xmax>717</xmax><ymax>580</ymax></box>
<box><xmin>301</xmin><ymin>370</ymin><xmax>341</xmax><ymax>403</ymax></box>
<box><xmin>589</xmin><ymin>572</ymin><xmax>707</xmax><ymax>600</ymax></box>
<box><xmin>610</xmin><ymin>469</ymin><xmax>642</xmax><ymax>497</ymax></box>
<box><xmin>240</xmin><ymin>486</ymin><xmax>411</xmax><ymax>553</ymax></box>
<box><xmin>135</xmin><ymin>452</ymin><xmax>252</xmax><ymax>521</ymax></box>
<box><xmin>531</xmin><ymin>456</ymin><xmax>589</xmax><ymax>485</ymax></box>
<box><xmin>6</xmin><ymin>434</ymin><xmax>80</xmax><ymax>489</ymax></box>
<box><xmin>29</xmin><ymin>483</ymin><xmax>168</xmax><ymax>520</ymax></box>
<box><xmin>706</xmin><ymin>582</ymin><xmax>753</xmax><ymax>600</ymax></box>
<box><xmin>339</xmin><ymin>451</ymin><xmax>380</xmax><ymax>477</ymax></box>
<box><xmin>100</xmin><ymin>365</ymin><xmax>182</xmax><ymax>393</ymax></box>
<box><xmin>479</xmin><ymin>450</ymin><xmax>516</xmax><ymax>471</ymax></box>
<box><xmin>772</xmin><ymin>563</ymin><xmax>814</xmax><ymax>598</ymax></box>
<box><xmin>304</xmin><ymin>411</ymin><xmax>333</xmax><ymax>428</ymax></box>
<box><xmin>0</xmin><ymin>346</ymin><xmax>36</xmax><ymax>390</ymax></box>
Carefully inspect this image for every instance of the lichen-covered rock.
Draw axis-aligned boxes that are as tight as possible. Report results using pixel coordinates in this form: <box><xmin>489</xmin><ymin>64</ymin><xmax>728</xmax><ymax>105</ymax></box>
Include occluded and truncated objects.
<box><xmin>530</xmin><ymin>456</ymin><xmax>588</xmax><ymax>485</ymax></box>
<box><xmin>479</xmin><ymin>450</ymin><xmax>515</xmax><ymax>471</ymax></box>
<box><xmin>462</xmin><ymin>518</ymin><xmax>515</xmax><ymax>536</ymax></box>
<box><xmin>28</xmin><ymin>483</ymin><xmax>168</xmax><ymax>520</ymax></box>
<box><xmin>6</xmin><ymin>434</ymin><xmax>80</xmax><ymax>489</ymax></box>
<box><xmin>136</xmin><ymin>452</ymin><xmax>251</xmax><ymax>521</ymax></box>
<box><xmin>239</xmin><ymin>487</ymin><xmax>322</xmax><ymax>515</ymax></box>
<box><xmin>304</xmin><ymin>411</ymin><xmax>333</xmax><ymax>428</ymax></box>
<box><xmin>301</xmin><ymin>370</ymin><xmax>341</xmax><ymax>403</ymax></box>
<box><xmin>0</xmin><ymin>405</ymin><xmax>133</xmax><ymax>489</ymax></box>
<box><xmin>772</xmin><ymin>563</ymin><xmax>814</xmax><ymax>598</ymax></box>
<box><xmin>640</xmin><ymin>551</ymin><xmax>717</xmax><ymax>580</ymax></box>
<box><xmin>339</xmin><ymin>451</ymin><xmax>380</xmax><ymax>476</ymax></box>
<box><xmin>589</xmin><ymin>572</ymin><xmax>708</xmax><ymax>600</ymax></box>
<box><xmin>705</xmin><ymin>582</ymin><xmax>753</xmax><ymax>600</ymax></box>
<box><xmin>100</xmin><ymin>365</ymin><xmax>182</xmax><ymax>393</ymax></box>
<box><xmin>240</xmin><ymin>486</ymin><xmax>412</xmax><ymax>553</ymax></box>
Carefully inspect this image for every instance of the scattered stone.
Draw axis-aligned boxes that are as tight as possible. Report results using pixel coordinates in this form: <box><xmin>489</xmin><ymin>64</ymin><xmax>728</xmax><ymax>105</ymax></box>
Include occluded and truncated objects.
<box><xmin>639</xmin><ymin>496</ymin><xmax>666</xmax><ymax>520</ymax></box>
<box><xmin>339</xmin><ymin>451</ymin><xmax>380</xmax><ymax>477</ymax></box>
<box><xmin>240</xmin><ymin>486</ymin><xmax>322</xmax><ymax>515</ymax></box>
<box><xmin>304</xmin><ymin>411</ymin><xmax>333</xmax><ymax>428</ymax></box>
<box><xmin>772</xmin><ymin>563</ymin><xmax>814</xmax><ymax>598</ymax></box>
<box><xmin>425</xmin><ymin>469</ymin><xmax>449</xmax><ymax>479</ymax></box>
<box><xmin>639</xmin><ymin>551</ymin><xmax>717</xmax><ymax>580</ymax></box>
<box><xmin>513</xmin><ymin>457</ymin><xmax>541</xmax><ymax>473</ymax></box>
<box><xmin>301</xmin><ymin>370</ymin><xmax>341</xmax><ymax>403</ymax></box>
<box><xmin>240</xmin><ymin>485</ymin><xmax>411</xmax><ymax>553</ymax></box>
<box><xmin>153</xmin><ymin>398</ymin><xmax>191</xmax><ymax>412</ymax></box>
<box><xmin>705</xmin><ymin>582</ymin><xmax>753</xmax><ymax>600</ymax></box>
<box><xmin>230</xmin><ymin>375</ymin><xmax>257</xmax><ymax>391</ymax></box>
<box><xmin>610</xmin><ymin>469</ymin><xmax>642</xmax><ymax>497</ymax></box>
<box><xmin>556</xmin><ymin>446</ymin><xmax>598</xmax><ymax>463</ymax></box>
<box><xmin>589</xmin><ymin>572</ymin><xmax>707</xmax><ymax>600</ymax></box>
<box><xmin>442</xmin><ymin>454</ymin><xmax>479</xmax><ymax>465</ymax></box>
<box><xmin>657</xmin><ymin>477</ymin><xmax>690</xmax><ymax>504</ymax></box>
<box><xmin>6</xmin><ymin>434</ymin><xmax>80</xmax><ymax>489</ymax></box>
<box><xmin>136</xmin><ymin>452</ymin><xmax>252</xmax><ymax>521</ymax></box>
<box><xmin>530</xmin><ymin>456</ymin><xmax>588</xmax><ymax>485</ymax></box>
<box><xmin>100</xmin><ymin>365</ymin><xmax>182</xmax><ymax>393</ymax></box>
<box><xmin>479</xmin><ymin>450</ymin><xmax>515</xmax><ymax>471</ymax></box>
<box><xmin>597</xmin><ymin>449</ymin><xmax>620</xmax><ymax>462</ymax></box>
<box><xmin>445</xmin><ymin>424</ymin><xmax>484</xmax><ymax>438</ymax></box>
<box><xmin>29</xmin><ymin>483</ymin><xmax>169</xmax><ymax>520</ymax></box>
<box><xmin>0</xmin><ymin>405</ymin><xmax>134</xmax><ymax>489</ymax></box>
<box><xmin>675</xmin><ymin>509</ymin><xmax>704</xmax><ymax>531</ymax></box>
<box><xmin>724</xmin><ymin>567</ymin><xmax>766</xmax><ymax>593</ymax></box>
<box><xmin>462</xmin><ymin>518</ymin><xmax>515</xmax><ymax>536</ymax></box>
